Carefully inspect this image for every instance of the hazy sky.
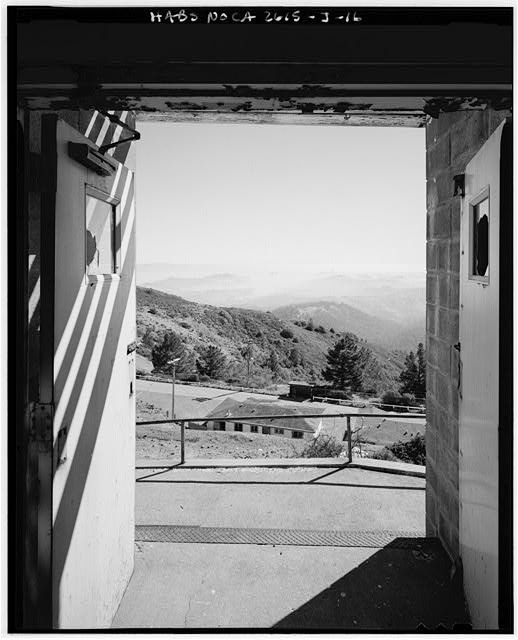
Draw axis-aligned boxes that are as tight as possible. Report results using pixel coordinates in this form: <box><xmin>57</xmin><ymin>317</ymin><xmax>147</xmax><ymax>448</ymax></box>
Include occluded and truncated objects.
<box><xmin>136</xmin><ymin>122</ymin><xmax>425</xmax><ymax>272</ymax></box>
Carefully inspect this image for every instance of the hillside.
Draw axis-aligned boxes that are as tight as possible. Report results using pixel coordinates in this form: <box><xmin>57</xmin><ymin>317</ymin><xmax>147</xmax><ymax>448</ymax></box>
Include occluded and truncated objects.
<box><xmin>136</xmin><ymin>287</ymin><xmax>405</xmax><ymax>390</ymax></box>
<box><xmin>273</xmin><ymin>300</ymin><xmax>425</xmax><ymax>352</ymax></box>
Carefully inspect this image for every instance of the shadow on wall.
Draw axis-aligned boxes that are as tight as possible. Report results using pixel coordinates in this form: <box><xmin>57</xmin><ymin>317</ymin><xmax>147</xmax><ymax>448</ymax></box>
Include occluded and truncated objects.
<box><xmin>51</xmin><ymin>158</ymin><xmax>135</xmax><ymax>626</ymax></box>
<box><xmin>273</xmin><ymin>537</ymin><xmax>471</xmax><ymax>631</ymax></box>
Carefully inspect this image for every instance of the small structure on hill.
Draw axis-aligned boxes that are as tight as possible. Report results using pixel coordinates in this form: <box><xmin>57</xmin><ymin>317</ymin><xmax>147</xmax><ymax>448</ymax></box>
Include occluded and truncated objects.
<box><xmin>288</xmin><ymin>381</ymin><xmax>313</xmax><ymax>400</ymax></box>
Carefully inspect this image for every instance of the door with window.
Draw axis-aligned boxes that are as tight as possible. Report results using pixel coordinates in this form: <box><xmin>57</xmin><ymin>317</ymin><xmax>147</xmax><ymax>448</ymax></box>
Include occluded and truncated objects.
<box><xmin>458</xmin><ymin>120</ymin><xmax>511</xmax><ymax>630</ymax></box>
<box><xmin>51</xmin><ymin>117</ymin><xmax>136</xmax><ymax>628</ymax></box>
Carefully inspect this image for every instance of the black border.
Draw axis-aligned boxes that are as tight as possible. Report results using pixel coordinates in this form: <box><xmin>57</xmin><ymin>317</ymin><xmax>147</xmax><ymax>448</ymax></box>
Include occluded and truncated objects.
<box><xmin>7</xmin><ymin>4</ymin><xmax>514</xmax><ymax>634</ymax></box>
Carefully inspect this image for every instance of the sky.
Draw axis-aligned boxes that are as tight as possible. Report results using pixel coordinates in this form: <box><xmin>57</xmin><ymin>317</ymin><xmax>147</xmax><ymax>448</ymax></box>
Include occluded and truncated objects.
<box><xmin>136</xmin><ymin>122</ymin><xmax>426</xmax><ymax>273</ymax></box>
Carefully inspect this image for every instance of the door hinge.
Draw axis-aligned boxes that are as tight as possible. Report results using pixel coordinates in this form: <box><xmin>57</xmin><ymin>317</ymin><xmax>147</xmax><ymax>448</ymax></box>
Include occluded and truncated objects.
<box><xmin>453</xmin><ymin>343</ymin><xmax>462</xmax><ymax>399</ymax></box>
<box><xmin>453</xmin><ymin>174</ymin><xmax>465</xmax><ymax>198</ymax></box>
<box><xmin>29</xmin><ymin>402</ymin><xmax>53</xmax><ymax>451</ymax></box>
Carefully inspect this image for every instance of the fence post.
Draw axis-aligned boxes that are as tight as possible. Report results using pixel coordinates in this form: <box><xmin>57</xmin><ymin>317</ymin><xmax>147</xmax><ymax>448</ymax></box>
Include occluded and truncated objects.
<box><xmin>180</xmin><ymin>422</ymin><xmax>185</xmax><ymax>464</ymax></box>
<box><xmin>347</xmin><ymin>416</ymin><xmax>352</xmax><ymax>463</ymax></box>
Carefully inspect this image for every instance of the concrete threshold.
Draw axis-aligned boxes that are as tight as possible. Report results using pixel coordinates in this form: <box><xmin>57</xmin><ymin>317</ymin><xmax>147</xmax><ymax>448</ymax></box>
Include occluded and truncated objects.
<box><xmin>135</xmin><ymin>457</ymin><xmax>425</xmax><ymax>478</ymax></box>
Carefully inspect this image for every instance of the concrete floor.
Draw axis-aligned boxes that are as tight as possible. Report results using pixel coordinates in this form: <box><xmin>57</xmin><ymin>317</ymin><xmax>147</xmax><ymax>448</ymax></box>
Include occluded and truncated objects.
<box><xmin>113</xmin><ymin>466</ymin><xmax>469</xmax><ymax>630</ymax></box>
<box><xmin>133</xmin><ymin>466</ymin><xmax>425</xmax><ymax>531</ymax></box>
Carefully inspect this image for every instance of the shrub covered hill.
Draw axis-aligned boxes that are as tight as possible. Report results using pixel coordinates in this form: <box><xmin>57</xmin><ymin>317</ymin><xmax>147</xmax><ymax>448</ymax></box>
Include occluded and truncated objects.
<box><xmin>136</xmin><ymin>286</ymin><xmax>405</xmax><ymax>391</ymax></box>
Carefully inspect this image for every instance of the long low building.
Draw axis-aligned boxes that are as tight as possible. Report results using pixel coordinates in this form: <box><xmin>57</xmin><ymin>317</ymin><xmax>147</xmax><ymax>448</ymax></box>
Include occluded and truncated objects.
<box><xmin>204</xmin><ymin>396</ymin><xmax>325</xmax><ymax>440</ymax></box>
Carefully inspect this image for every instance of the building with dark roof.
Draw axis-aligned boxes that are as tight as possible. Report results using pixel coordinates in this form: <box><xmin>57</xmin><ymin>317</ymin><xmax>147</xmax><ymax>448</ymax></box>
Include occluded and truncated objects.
<box><xmin>204</xmin><ymin>396</ymin><xmax>324</xmax><ymax>440</ymax></box>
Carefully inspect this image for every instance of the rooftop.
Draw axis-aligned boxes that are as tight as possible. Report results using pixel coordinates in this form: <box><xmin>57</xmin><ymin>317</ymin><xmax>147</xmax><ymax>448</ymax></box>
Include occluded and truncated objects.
<box><xmin>205</xmin><ymin>396</ymin><xmax>326</xmax><ymax>432</ymax></box>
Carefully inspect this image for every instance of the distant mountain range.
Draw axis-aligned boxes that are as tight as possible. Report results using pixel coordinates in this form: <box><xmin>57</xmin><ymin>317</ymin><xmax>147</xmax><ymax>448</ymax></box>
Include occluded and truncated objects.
<box><xmin>273</xmin><ymin>299</ymin><xmax>424</xmax><ymax>352</ymax></box>
<box><xmin>137</xmin><ymin>264</ymin><xmax>425</xmax><ymax>352</ymax></box>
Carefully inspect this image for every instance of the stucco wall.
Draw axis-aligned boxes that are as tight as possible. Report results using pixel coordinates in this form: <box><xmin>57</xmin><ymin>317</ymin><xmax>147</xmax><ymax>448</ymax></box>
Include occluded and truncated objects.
<box><xmin>425</xmin><ymin>108</ymin><xmax>511</xmax><ymax>560</ymax></box>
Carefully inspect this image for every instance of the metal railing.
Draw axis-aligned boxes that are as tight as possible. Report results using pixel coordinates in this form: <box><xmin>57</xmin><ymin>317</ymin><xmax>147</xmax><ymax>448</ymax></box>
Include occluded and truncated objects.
<box><xmin>136</xmin><ymin>411</ymin><xmax>427</xmax><ymax>465</ymax></box>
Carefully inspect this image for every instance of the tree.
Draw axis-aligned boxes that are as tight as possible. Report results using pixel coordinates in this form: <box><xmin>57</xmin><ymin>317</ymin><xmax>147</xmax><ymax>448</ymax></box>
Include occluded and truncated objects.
<box><xmin>416</xmin><ymin>342</ymin><xmax>426</xmax><ymax>397</ymax></box>
<box><xmin>240</xmin><ymin>342</ymin><xmax>255</xmax><ymax>385</ymax></box>
<box><xmin>267</xmin><ymin>351</ymin><xmax>280</xmax><ymax>377</ymax></box>
<box><xmin>289</xmin><ymin>347</ymin><xmax>301</xmax><ymax>367</ymax></box>
<box><xmin>151</xmin><ymin>331</ymin><xmax>186</xmax><ymax>372</ymax></box>
<box><xmin>321</xmin><ymin>333</ymin><xmax>367</xmax><ymax>391</ymax></box>
<box><xmin>361</xmin><ymin>351</ymin><xmax>386</xmax><ymax>394</ymax></box>
<box><xmin>196</xmin><ymin>345</ymin><xmax>227</xmax><ymax>379</ymax></box>
<box><xmin>399</xmin><ymin>350</ymin><xmax>418</xmax><ymax>395</ymax></box>
<box><xmin>399</xmin><ymin>343</ymin><xmax>426</xmax><ymax>397</ymax></box>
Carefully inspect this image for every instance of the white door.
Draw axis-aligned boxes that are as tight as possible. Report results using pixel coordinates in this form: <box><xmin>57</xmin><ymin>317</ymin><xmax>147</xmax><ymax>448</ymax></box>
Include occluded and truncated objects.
<box><xmin>51</xmin><ymin>118</ymin><xmax>136</xmax><ymax>628</ymax></box>
<box><xmin>459</xmin><ymin>120</ymin><xmax>508</xmax><ymax>630</ymax></box>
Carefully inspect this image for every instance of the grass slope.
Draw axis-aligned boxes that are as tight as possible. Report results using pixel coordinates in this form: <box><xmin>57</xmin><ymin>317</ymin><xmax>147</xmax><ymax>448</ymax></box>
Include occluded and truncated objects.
<box><xmin>136</xmin><ymin>286</ymin><xmax>404</xmax><ymax>388</ymax></box>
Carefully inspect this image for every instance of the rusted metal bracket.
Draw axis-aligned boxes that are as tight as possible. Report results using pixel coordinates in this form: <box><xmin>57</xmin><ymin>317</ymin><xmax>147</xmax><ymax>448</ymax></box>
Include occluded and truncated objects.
<box><xmin>29</xmin><ymin>402</ymin><xmax>53</xmax><ymax>452</ymax></box>
<box><xmin>98</xmin><ymin>111</ymin><xmax>140</xmax><ymax>153</ymax></box>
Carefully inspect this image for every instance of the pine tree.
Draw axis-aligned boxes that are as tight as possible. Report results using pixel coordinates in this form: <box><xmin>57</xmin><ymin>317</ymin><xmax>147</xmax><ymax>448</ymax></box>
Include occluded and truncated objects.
<box><xmin>416</xmin><ymin>342</ymin><xmax>426</xmax><ymax>397</ymax></box>
<box><xmin>151</xmin><ymin>332</ymin><xmax>185</xmax><ymax>372</ymax></box>
<box><xmin>398</xmin><ymin>343</ymin><xmax>426</xmax><ymax>397</ymax></box>
<box><xmin>399</xmin><ymin>350</ymin><xmax>419</xmax><ymax>395</ymax></box>
<box><xmin>321</xmin><ymin>333</ymin><xmax>366</xmax><ymax>391</ymax></box>
<box><xmin>196</xmin><ymin>345</ymin><xmax>227</xmax><ymax>379</ymax></box>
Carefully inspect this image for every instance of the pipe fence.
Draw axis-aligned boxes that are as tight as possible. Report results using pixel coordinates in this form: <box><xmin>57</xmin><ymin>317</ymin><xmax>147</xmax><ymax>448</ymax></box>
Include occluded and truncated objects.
<box><xmin>136</xmin><ymin>411</ymin><xmax>427</xmax><ymax>464</ymax></box>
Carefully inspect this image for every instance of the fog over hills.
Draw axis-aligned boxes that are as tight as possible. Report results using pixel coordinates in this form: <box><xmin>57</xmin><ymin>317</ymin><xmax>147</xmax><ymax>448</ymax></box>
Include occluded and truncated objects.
<box><xmin>137</xmin><ymin>264</ymin><xmax>425</xmax><ymax>352</ymax></box>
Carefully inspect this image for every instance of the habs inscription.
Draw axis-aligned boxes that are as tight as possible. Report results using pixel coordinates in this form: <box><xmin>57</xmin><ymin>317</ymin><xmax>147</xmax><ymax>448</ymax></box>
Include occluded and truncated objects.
<box><xmin>149</xmin><ymin>9</ymin><xmax>362</xmax><ymax>24</ymax></box>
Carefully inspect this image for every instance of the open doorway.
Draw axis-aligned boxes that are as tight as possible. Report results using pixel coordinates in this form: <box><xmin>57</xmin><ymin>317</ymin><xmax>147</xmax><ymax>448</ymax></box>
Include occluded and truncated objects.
<box><xmin>134</xmin><ymin>122</ymin><xmax>427</xmax><ymax>465</ymax></box>
<box><xmin>110</xmin><ymin>119</ymin><xmax>443</xmax><ymax>629</ymax></box>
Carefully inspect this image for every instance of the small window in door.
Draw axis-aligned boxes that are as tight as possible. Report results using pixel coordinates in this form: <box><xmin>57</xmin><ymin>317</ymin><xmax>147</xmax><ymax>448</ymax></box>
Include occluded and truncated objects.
<box><xmin>469</xmin><ymin>187</ymin><xmax>489</xmax><ymax>282</ymax></box>
<box><xmin>85</xmin><ymin>185</ymin><xmax>120</xmax><ymax>278</ymax></box>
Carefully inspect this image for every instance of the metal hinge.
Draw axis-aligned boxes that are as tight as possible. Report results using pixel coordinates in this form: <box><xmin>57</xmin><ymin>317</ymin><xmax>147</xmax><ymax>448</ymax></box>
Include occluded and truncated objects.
<box><xmin>29</xmin><ymin>402</ymin><xmax>53</xmax><ymax>451</ymax></box>
<box><xmin>453</xmin><ymin>174</ymin><xmax>465</xmax><ymax>198</ymax></box>
<box><xmin>453</xmin><ymin>342</ymin><xmax>462</xmax><ymax>399</ymax></box>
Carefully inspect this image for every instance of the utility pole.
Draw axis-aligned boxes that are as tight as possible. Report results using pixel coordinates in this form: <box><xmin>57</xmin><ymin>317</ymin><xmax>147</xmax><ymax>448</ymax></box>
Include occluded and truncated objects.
<box><xmin>167</xmin><ymin>357</ymin><xmax>182</xmax><ymax>461</ymax></box>
<box><xmin>244</xmin><ymin>339</ymin><xmax>252</xmax><ymax>388</ymax></box>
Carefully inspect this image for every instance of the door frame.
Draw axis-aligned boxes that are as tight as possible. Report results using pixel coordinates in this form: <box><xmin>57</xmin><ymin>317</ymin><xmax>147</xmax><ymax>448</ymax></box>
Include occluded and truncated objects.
<box><xmin>498</xmin><ymin>120</ymin><xmax>512</xmax><ymax>631</ymax></box>
<box><xmin>10</xmin><ymin>6</ymin><xmax>513</xmax><ymax>631</ymax></box>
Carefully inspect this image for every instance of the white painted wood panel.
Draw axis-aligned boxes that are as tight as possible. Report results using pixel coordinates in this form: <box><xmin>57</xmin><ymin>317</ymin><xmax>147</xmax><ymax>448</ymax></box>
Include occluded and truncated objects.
<box><xmin>459</xmin><ymin>122</ymin><xmax>504</xmax><ymax>630</ymax></box>
<box><xmin>52</xmin><ymin>120</ymin><xmax>136</xmax><ymax>628</ymax></box>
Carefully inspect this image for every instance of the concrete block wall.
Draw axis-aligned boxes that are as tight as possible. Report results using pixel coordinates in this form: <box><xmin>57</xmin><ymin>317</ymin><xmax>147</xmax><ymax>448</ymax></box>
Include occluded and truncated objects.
<box><xmin>425</xmin><ymin>108</ymin><xmax>511</xmax><ymax>559</ymax></box>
